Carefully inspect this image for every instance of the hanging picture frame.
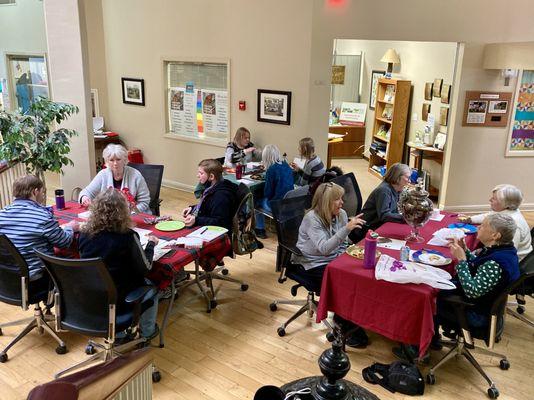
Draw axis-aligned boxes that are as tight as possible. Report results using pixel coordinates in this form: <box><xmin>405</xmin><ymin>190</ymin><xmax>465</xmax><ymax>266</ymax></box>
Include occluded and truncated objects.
<box><xmin>369</xmin><ymin>70</ymin><xmax>385</xmax><ymax>110</ymax></box>
<box><xmin>121</xmin><ymin>77</ymin><xmax>145</xmax><ymax>106</ymax></box>
<box><xmin>433</xmin><ymin>78</ymin><xmax>443</xmax><ymax>98</ymax></box>
<box><xmin>424</xmin><ymin>82</ymin><xmax>433</xmax><ymax>101</ymax></box>
<box><xmin>257</xmin><ymin>89</ymin><xmax>291</xmax><ymax>125</ymax></box>
<box><xmin>506</xmin><ymin>69</ymin><xmax>534</xmax><ymax>156</ymax></box>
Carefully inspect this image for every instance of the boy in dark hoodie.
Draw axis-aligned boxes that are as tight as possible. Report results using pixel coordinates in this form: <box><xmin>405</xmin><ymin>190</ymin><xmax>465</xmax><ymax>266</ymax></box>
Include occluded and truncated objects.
<box><xmin>183</xmin><ymin>159</ymin><xmax>238</xmax><ymax>232</ymax></box>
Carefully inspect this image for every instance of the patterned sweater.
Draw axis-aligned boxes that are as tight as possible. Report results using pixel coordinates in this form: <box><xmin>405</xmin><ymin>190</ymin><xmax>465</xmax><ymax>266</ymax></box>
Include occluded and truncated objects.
<box><xmin>296</xmin><ymin>155</ymin><xmax>326</xmax><ymax>186</ymax></box>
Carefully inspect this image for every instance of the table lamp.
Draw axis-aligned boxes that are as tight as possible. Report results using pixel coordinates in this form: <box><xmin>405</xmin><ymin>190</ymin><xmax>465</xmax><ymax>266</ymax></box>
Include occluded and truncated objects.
<box><xmin>381</xmin><ymin>49</ymin><xmax>400</xmax><ymax>77</ymax></box>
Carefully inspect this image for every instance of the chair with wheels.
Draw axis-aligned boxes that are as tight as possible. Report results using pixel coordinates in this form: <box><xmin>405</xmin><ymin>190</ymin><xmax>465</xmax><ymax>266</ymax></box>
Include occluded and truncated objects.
<box><xmin>35</xmin><ymin>250</ymin><xmax>160</xmax><ymax>381</ymax></box>
<box><xmin>0</xmin><ymin>234</ymin><xmax>66</xmax><ymax>362</ymax></box>
<box><xmin>269</xmin><ymin>195</ymin><xmax>332</xmax><ymax>336</ymax></box>
<box><xmin>507</xmin><ymin>227</ymin><xmax>534</xmax><ymax>328</ymax></box>
<box><xmin>215</xmin><ymin>156</ymin><xmax>226</xmax><ymax>166</ymax></box>
<box><xmin>178</xmin><ymin>183</ymin><xmax>249</xmax><ymax>313</ymax></box>
<box><xmin>128</xmin><ymin>163</ymin><xmax>164</xmax><ymax>216</ymax></box>
<box><xmin>330</xmin><ymin>172</ymin><xmax>363</xmax><ymax>217</ymax></box>
<box><xmin>426</xmin><ymin>270</ymin><xmax>534</xmax><ymax>399</ymax></box>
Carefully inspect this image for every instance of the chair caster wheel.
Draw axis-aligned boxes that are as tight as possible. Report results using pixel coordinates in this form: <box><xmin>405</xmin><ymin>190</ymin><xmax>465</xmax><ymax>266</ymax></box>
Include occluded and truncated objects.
<box><xmin>269</xmin><ymin>303</ymin><xmax>277</xmax><ymax>312</ymax></box>
<box><xmin>326</xmin><ymin>332</ymin><xmax>335</xmax><ymax>342</ymax></box>
<box><xmin>222</xmin><ymin>269</ymin><xmax>229</xmax><ymax>276</ymax></box>
<box><xmin>159</xmin><ymin>343</ymin><xmax>164</xmax><ymax>348</ymax></box>
<box><xmin>152</xmin><ymin>370</ymin><xmax>161</xmax><ymax>383</ymax></box>
<box><xmin>278</xmin><ymin>277</ymin><xmax>287</xmax><ymax>283</ymax></box>
<box><xmin>85</xmin><ymin>344</ymin><xmax>96</xmax><ymax>355</ymax></box>
<box><xmin>426</xmin><ymin>373</ymin><xmax>435</xmax><ymax>385</ymax></box>
<box><xmin>499</xmin><ymin>359</ymin><xmax>510</xmax><ymax>370</ymax></box>
<box><xmin>517</xmin><ymin>306</ymin><xmax>525</xmax><ymax>314</ymax></box>
<box><xmin>241</xmin><ymin>284</ymin><xmax>249</xmax><ymax>291</ymax></box>
<box><xmin>56</xmin><ymin>345</ymin><xmax>67</xmax><ymax>355</ymax></box>
<box><xmin>210</xmin><ymin>299</ymin><xmax>218</xmax><ymax>309</ymax></box>
<box><xmin>487</xmin><ymin>387</ymin><xmax>499</xmax><ymax>399</ymax></box>
<box><xmin>0</xmin><ymin>353</ymin><xmax>7</xmax><ymax>363</ymax></box>
<box><xmin>277</xmin><ymin>327</ymin><xmax>286</xmax><ymax>337</ymax></box>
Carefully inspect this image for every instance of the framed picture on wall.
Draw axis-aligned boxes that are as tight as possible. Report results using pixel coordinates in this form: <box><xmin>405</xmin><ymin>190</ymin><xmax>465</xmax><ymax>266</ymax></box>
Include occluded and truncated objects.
<box><xmin>433</xmin><ymin>78</ymin><xmax>443</xmax><ymax>98</ymax></box>
<box><xmin>257</xmin><ymin>89</ymin><xmax>291</xmax><ymax>125</ymax></box>
<box><xmin>121</xmin><ymin>77</ymin><xmax>145</xmax><ymax>106</ymax></box>
<box><xmin>369</xmin><ymin>70</ymin><xmax>385</xmax><ymax>110</ymax></box>
<box><xmin>441</xmin><ymin>84</ymin><xmax>451</xmax><ymax>104</ymax></box>
<box><xmin>440</xmin><ymin>106</ymin><xmax>449</xmax><ymax>126</ymax></box>
<box><xmin>422</xmin><ymin>103</ymin><xmax>431</xmax><ymax>121</ymax></box>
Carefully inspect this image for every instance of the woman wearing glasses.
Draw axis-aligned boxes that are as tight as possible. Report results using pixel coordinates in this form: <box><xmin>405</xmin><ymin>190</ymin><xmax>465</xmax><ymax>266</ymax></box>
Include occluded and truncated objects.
<box><xmin>292</xmin><ymin>182</ymin><xmax>368</xmax><ymax>347</ymax></box>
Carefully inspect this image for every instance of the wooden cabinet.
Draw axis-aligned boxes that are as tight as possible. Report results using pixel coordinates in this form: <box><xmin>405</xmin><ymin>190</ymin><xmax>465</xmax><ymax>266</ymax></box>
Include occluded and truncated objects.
<box><xmin>368</xmin><ymin>78</ymin><xmax>411</xmax><ymax>179</ymax></box>
<box><xmin>328</xmin><ymin>124</ymin><xmax>366</xmax><ymax>158</ymax></box>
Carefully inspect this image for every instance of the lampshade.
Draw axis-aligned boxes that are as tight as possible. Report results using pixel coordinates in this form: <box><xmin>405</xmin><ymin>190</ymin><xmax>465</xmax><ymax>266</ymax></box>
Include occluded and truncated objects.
<box><xmin>483</xmin><ymin>42</ymin><xmax>534</xmax><ymax>70</ymax></box>
<box><xmin>380</xmin><ymin>49</ymin><xmax>400</xmax><ymax>64</ymax></box>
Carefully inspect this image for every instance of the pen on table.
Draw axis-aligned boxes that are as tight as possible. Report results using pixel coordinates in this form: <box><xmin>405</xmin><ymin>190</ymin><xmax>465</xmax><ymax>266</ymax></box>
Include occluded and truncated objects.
<box><xmin>199</xmin><ymin>227</ymin><xmax>208</xmax><ymax>234</ymax></box>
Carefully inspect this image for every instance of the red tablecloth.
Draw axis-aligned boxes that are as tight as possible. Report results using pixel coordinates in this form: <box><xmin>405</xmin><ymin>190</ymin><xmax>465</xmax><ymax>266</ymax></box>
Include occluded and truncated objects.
<box><xmin>54</xmin><ymin>202</ymin><xmax>232</xmax><ymax>289</ymax></box>
<box><xmin>316</xmin><ymin>212</ymin><xmax>477</xmax><ymax>356</ymax></box>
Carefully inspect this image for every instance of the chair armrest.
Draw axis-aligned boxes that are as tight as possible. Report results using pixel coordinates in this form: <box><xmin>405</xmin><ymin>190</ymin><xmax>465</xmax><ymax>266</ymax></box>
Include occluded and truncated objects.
<box><xmin>125</xmin><ymin>286</ymin><xmax>157</xmax><ymax>304</ymax></box>
<box><xmin>279</xmin><ymin>243</ymin><xmax>302</xmax><ymax>257</ymax></box>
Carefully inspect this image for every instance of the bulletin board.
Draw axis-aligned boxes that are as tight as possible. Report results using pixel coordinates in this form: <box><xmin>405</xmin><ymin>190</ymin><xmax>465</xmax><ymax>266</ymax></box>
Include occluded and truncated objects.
<box><xmin>462</xmin><ymin>91</ymin><xmax>512</xmax><ymax>127</ymax></box>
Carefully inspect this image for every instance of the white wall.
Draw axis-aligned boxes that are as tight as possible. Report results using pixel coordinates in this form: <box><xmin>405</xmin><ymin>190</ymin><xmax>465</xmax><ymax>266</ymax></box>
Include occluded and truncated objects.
<box><xmin>308</xmin><ymin>0</ymin><xmax>534</xmax><ymax>210</ymax></box>
<box><xmin>97</xmin><ymin>0</ymin><xmax>314</xmax><ymax>189</ymax></box>
<box><xmin>0</xmin><ymin>0</ymin><xmax>46</xmax><ymax>107</ymax></box>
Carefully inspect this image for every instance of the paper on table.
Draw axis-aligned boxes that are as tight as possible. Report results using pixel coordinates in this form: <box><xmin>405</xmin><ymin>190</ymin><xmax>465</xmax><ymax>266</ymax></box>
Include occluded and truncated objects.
<box><xmin>152</xmin><ymin>239</ymin><xmax>172</xmax><ymax>261</ymax></box>
<box><xmin>376</xmin><ymin>237</ymin><xmax>406</xmax><ymax>250</ymax></box>
<box><xmin>427</xmin><ymin>228</ymin><xmax>465</xmax><ymax>247</ymax></box>
<box><xmin>246</xmin><ymin>162</ymin><xmax>262</xmax><ymax>170</ymax></box>
<box><xmin>293</xmin><ymin>157</ymin><xmax>305</xmax><ymax>169</ymax></box>
<box><xmin>187</xmin><ymin>226</ymin><xmax>228</xmax><ymax>242</ymax></box>
<box><xmin>78</xmin><ymin>210</ymin><xmax>91</xmax><ymax>219</ymax></box>
<box><xmin>429</xmin><ymin>213</ymin><xmax>446</xmax><ymax>222</ymax></box>
<box><xmin>133</xmin><ymin>228</ymin><xmax>152</xmax><ymax>246</ymax></box>
<box><xmin>236</xmin><ymin>178</ymin><xmax>256</xmax><ymax>186</ymax></box>
<box><xmin>174</xmin><ymin>237</ymin><xmax>203</xmax><ymax>249</ymax></box>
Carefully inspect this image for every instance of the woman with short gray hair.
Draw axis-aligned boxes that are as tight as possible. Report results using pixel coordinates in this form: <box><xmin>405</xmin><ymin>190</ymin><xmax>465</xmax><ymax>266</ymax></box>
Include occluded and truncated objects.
<box><xmin>349</xmin><ymin>163</ymin><xmax>411</xmax><ymax>242</ymax></box>
<box><xmin>79</xmin><ymin>144</ymin><xmax>151</xmax><ymax>213</ymax></box>
<box><xmin>459</xmin><ymin>184</ymin><xmax>532</xmax><ymax>260</ymax></box>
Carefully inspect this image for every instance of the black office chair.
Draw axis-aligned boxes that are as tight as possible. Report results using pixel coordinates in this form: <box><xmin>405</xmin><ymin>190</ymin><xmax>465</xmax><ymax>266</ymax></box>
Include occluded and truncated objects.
<box><xmin>426</xmin><ymin>270</ymin><xmax>534</xmax><ymax>399</ymax></box>
<box><xmin>0</xmin><ymin>235</ymin><xmax>66</xmax><ymax>362</ymax></box>
<box><xmin>179</xmin><ymin>183</ymin><xmax>248</xmax><ymax>313</ymax></box>
<box><xmin>35</xmin><ymin>250</ymin><xmax>160</xmax><ymax>381</ymax></box>
<box><xmin>507</xmin><ymin>227</ymin><xmax>534</xmax><ymax>328</ymax></box>
<box><xmin>215</xmin><ymin>156</ymin><xmax>226</xmax><ymax>166</ymax></box>
<box><xmin>128</xmin><ymin>163</ymin><xmax>164</xmax><ymax>216</ymax></box>
<box><xmin>269</xmin><ymin>195</ymin><xmax>334</xmax><ymax>337</ymax></box>
<box><xmin>330</xmin><ymin>172</ymin><xmax>363</xmax><ymax>217</ymax></box>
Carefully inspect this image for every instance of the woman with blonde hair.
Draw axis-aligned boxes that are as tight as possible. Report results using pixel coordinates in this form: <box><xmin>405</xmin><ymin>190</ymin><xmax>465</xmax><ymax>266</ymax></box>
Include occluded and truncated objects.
<box><xmin>224</xmin><ymin>127</ymin><xmax>261</xmax><ymax>167</ymax></box>
<box><xmin>292</xmin><ymin>137</ymin><xmax>326</xmax><ymax>186</ymax></box>
<box><xmin>292</xmin><ymin>182</ymin><xmax>367</xmax><ymax>347</ymax></box>
<box><xmin>254</xmin><ymin>144</ymin><xmax>294</xmax><ymax>238</ymax></box>
<box><xmin>78</xmin><ymin>189</ymin><xmax>160</xmax><ymax>342</ymax></box>
<box><xmin>459</xmin><ymin>184</ymin><xmax>532</xmax><ymax>260</ymax></box>
<box><xmin>79</xmin><ymin>144</ymin><xmax>151</xmax><ymax>213</ymax></box>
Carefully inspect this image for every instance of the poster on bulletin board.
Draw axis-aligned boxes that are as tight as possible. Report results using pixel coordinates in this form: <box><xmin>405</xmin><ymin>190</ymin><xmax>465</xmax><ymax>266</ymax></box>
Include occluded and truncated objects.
<box><xmin>462</xmin><ymin>91</ymin><xmax>512</xmax><ymax>127</ymax></box>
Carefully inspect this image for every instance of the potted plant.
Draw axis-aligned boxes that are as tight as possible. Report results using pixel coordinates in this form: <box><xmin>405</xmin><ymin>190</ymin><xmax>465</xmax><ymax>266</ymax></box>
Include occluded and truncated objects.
<box><xmin>0</xmin><ymin>97</ymin><xmax>79</xmax><ymax>199</ymax></box>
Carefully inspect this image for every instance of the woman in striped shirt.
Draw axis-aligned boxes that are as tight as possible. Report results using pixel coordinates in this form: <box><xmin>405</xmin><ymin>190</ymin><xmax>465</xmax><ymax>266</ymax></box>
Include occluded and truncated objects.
<box><xmin>291</xmin><ymin>137</ymin><xmax>326</xmax><ymax>186</ymax></box>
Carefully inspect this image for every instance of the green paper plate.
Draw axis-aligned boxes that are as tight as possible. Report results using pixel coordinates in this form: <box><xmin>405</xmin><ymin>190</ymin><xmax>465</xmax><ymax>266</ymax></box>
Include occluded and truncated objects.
<box><xmin>155</xmin><ymin>220</ymin><xmax>185</xmax><ymax>232</ymax></box>
<box><xmin>204</xmin><ymin>225</ymin><xmax>228</xmax><ymax>233</ymax></box>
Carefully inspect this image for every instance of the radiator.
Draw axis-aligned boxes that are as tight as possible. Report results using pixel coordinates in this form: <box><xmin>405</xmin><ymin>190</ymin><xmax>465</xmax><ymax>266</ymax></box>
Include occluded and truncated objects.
<box><xmin>0</xmin><ymin>163</ymin><xmax>25</xmax><ymax>208</ymax></box>
<box><xmin>111</xmin><ymin>363</ymin><xmax>153</xmax><ymax>400</ymax></box>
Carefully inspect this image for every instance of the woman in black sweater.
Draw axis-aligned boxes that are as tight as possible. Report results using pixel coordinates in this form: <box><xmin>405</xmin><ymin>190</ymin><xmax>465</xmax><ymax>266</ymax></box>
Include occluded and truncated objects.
<box><xmin>79</xmin><ymin>189</ymin><xmax>159</xmax><ymax>340</ymax></box>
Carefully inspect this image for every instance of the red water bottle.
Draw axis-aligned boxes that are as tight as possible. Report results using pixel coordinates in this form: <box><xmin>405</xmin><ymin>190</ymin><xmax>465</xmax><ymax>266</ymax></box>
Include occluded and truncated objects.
<box><xmin>235</xmin><ymin>162</ymin><xmax>243</xmax><ymax>179</ymax></box>
<box><xmin>363</xmin><ymin>230</ymin><xmax>378</xmax><ymax>269</ymax></box>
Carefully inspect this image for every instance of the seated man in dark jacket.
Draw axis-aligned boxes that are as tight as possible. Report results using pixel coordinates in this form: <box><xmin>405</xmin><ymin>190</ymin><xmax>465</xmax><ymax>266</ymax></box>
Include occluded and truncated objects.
<box><xmin>183</xmin><ymin>159</ymin><xmax>238</xmax><ymax>232</ymax></box>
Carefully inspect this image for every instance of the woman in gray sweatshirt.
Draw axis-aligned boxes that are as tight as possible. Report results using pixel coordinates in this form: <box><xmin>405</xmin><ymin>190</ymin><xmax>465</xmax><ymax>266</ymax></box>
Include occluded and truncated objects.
<box><xmin>292</xmin><ymin>182</ymin><xmax>368</xmax><ymax>347</ymax></box>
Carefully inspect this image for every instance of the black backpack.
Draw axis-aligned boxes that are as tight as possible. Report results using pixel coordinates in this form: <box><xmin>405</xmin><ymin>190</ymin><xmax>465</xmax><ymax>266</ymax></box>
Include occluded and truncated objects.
<box><xmin>231</xmin><ymin>184</ymin><xmax>258</xmax><ymax>257</ymax></box>
<box><xmin>362</xmin><ymin>360</ymin><xmax>424</xmax><ymax>396</ymax></box>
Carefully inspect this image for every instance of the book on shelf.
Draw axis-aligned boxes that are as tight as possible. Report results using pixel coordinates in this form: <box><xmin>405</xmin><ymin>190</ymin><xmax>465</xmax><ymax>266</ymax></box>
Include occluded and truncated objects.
<box><xmin>376</xmin><ymin>124</ymin><xmax>388</xmax><ymax>138</ymax></box>
<box><xmin>381</xmin><ymin>104</ymin><xmax>393</xmax><ymax>120</ymax></box>
<box><xmin>383</xmin><ymin>85</ymin><xmax>396</xmax><ymax>102</ymax></box>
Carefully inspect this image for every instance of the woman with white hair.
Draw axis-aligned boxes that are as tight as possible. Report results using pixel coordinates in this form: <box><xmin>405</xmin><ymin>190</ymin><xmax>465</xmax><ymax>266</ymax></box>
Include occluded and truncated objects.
<box><xmin>459</xmin><ymin>184</ymin><xmax>532</xmax><ymax>260</ymax></box>
<box><xmin>79</xmin><ymin>144</ymin><xmax>151</xmax><ymax>213</ymax></box>
<box><xmin>254</xmin><ymin>144</ymin><xmax>294</xmax><ymax>239</ymax></box>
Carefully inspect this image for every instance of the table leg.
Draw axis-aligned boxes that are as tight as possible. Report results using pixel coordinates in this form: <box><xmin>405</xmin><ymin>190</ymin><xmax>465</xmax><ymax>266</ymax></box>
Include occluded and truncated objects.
<box><xmin>159</xmin><ymin>275</ymin><xmax>178</xmax><ymax>348</ymax></box>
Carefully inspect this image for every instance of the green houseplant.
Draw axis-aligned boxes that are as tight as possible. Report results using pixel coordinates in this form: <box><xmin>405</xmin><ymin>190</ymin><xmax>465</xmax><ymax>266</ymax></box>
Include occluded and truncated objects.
<box><xmin>0</xmin><ymin>97</ymin><xmax>79</xmax><ymax>196</ymax></box>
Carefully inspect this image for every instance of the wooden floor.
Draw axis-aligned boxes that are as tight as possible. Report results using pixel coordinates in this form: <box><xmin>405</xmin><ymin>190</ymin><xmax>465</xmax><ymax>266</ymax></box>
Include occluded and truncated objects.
<box><xmin>1</xmin><ymin>168</ymin><xmax>533</xmax><ymax>399</ymax></box>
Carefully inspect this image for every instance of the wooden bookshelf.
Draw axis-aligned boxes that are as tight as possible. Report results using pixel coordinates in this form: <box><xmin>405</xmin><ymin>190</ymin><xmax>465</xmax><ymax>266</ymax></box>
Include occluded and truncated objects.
<box><xmin>368</xmin><ymin>78</ymin><xmax>411</xmax><ymax>178</ymax></box>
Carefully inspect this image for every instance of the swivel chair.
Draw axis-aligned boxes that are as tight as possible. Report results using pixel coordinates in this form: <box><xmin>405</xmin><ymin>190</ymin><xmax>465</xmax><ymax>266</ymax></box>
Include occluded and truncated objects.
<box><xmin>35</xmin><ymin>250</ymin><xmax>160</xmax><ymax>381</ymax></box>
<box><xmin>426</xmin><ymin>270</ymin><xmax>534</xmax><ymax>398</ymax></box>
<box><xmin>0</xmin><ymin>235</ymin><xmax>66</xmax><ymax>362</ymax></box>
<box><xmin>269</xmin><ymin>195</ymin><xmax>332</xmax><ymax>336</ymax></box>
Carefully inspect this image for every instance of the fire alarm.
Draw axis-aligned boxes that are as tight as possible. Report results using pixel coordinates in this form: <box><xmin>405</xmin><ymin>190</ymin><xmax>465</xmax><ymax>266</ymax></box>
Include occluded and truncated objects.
<box><xmin>239</xmin><ymin>101</ymin><xmax>246</xmax><ymax>111</ymax></box>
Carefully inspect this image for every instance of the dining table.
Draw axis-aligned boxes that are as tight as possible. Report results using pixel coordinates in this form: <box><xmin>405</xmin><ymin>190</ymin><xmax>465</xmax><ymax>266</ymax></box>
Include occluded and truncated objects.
<box><xmin>53</xmin><ymin>201</ymin><xmax>232</xmax><ymax>347</ymax></box>
<box><xmin>316</xmin><ymin>212</ymin><xmax>478</xmax><ymax>356</ymax></box>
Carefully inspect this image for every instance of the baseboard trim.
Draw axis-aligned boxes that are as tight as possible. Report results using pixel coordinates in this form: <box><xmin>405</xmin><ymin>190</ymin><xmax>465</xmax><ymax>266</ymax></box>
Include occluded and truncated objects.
<box><xmin>443</xmin><ymin>203</ymin><xmax>534</xmax><ymax>213</ymax></box>
<box><xmin>162</xmin><ymin>179</ymin><xmax>194</xmax><ymax>193</ymax></box>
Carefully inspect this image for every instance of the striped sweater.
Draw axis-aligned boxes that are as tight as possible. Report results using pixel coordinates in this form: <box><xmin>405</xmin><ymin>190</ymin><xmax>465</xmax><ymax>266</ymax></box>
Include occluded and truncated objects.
<box><xmin>296</xmin><ymin>155</ymin><xmax>326</xmax><ymax>186</ymax></box>
<box><xmin>0</xmin><ymin>199</ymin><xmax>74</xmax><ymax>280</ymax></box>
